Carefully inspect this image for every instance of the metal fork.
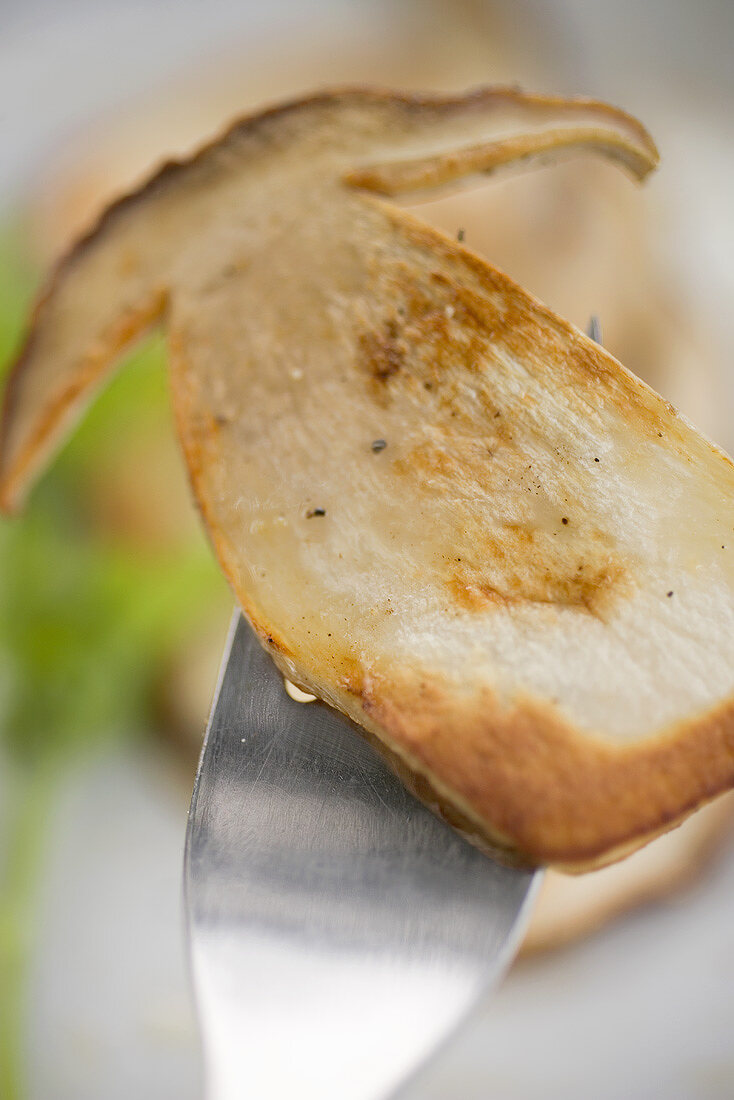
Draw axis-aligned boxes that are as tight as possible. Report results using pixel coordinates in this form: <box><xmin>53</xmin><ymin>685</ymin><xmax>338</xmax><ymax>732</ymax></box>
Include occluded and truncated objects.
<box><xmin>183</xmin><ymin>315</ymin><xmax>602</xmax><ymax>1099</ymax></box>
<box><xmin>184</xmin><ymin>614</ymin><xmax>538</xmax><ymax>1100</ymax></box>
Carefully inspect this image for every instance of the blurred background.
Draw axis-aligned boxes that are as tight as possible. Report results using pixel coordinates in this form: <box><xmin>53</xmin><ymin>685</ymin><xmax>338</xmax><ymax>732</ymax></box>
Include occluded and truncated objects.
<box><xmin>1</xmin><ymin>1</ymin><xmax>734</xmax><ymax>1097</ymax></box>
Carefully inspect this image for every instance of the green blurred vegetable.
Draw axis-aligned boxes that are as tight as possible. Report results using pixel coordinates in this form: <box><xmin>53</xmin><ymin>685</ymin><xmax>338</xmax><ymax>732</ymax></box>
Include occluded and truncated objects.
<box><xmin>0</xmin><ymin>224</ymin><xmax>227</xmax><ymax>1098</ymax></box>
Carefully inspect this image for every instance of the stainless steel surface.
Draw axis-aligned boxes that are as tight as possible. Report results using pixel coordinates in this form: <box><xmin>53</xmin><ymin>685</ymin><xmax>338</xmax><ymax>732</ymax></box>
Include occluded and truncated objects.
<box><xmin>184</xmin><ymin>614</ymin><xmax>539</xmax><ymax>1100</ymax></box>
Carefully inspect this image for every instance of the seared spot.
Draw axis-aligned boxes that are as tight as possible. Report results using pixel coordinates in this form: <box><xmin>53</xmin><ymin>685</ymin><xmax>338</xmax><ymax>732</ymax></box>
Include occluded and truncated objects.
<box><xmin>352</xmin><ymin>254</ymin><xmax>637</xmax><ymax>626</ymax></box>
<box><xmin>392</xmin><ymin>432</ymin><xmax>514</xmax><ymax>488</ymax></box>
<box><xmin>356</xmin><ymin>274</ymin><xmax>508</xmax><ymax>426</ymax></box>
<box><xmin>444</xmin><ymin>512</ymin><xmax>629</xmax><ymax>620</ymax></box>
<box><xmin>356</xmin><ymin>277</ymin><xmax>487</xmax><ymax>407</ymax></box>
<box><xmin>448</xmin><ymin>551</ymin><xmax>626</xmax><ymax>620</ymax></box>
<box><xmin>382</xmin><ymin>218</ymin><xmax>692</xmax><ymax>447</ymax></box>
<box><xmin>358</xmin><ymin>323</ymin><xmax>405</xmax><ymax>400</ymax></box>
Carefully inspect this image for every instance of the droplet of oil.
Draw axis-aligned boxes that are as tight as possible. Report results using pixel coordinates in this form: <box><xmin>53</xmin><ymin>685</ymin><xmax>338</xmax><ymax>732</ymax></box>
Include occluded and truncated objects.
<box><xmin>283</xmin><ymin>678</ymin><xmax>317</xmax><ymax>703</ymax></box>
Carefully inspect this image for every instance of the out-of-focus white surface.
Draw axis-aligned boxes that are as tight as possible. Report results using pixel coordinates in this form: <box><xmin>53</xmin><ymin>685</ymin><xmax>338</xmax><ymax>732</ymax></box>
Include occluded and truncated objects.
<box><xmin>411</xmin><ymin>840</ymin><xmax>734</xmax><ymax>1099</ymax></box>
<box><xmin>26</xmin><ymin>751</ymin><xmax>200</xmax><ymax>1100</ymax></box>
<box><xmin>0</xmin><ymin>0</ymin><xmax>357</xmax><ymax>202</ymax></box>
<box><xmin>3</xmin><ymin>1</ymin><xmax>734</xmax><ymax>1097</ymax></box>
<box><xmin>26</xmin><ymin>746</ymin><xmax>734</xmax><ymax>1099</ymax></box>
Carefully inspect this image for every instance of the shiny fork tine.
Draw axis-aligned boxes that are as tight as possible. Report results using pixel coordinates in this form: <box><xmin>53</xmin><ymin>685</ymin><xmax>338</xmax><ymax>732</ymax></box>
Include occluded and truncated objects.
<box><xmin>184</xmin><ymin>613</ymin><xmax>539</xmax><ymax>1100</ymax></box>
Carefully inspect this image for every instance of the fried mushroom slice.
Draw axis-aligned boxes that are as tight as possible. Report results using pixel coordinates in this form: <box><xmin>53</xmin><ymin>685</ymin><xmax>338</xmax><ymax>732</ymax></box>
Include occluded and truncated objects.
<box><xmin>6</xmin><ymin>87</ymin><xmax>732</xmax><ymax>871</ymax></box>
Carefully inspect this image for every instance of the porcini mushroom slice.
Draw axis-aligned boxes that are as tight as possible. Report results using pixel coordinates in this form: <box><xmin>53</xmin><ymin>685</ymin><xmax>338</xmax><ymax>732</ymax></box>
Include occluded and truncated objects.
<box><xmin>7</xmin><ymin>88</ymin><xmax>733</xmax><ymax>871</ymax></box>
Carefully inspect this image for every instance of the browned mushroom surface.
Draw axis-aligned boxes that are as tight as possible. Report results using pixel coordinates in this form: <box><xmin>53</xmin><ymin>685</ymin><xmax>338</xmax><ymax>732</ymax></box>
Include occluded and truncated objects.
<box><xmin>4</xmin><ymin>88</ymin><xmax>734</xmax><ymax>870</ymax></box>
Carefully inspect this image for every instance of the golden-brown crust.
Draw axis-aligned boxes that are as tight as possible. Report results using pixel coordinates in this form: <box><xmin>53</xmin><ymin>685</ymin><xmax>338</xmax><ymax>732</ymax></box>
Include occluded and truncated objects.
<box><xmin>18</xmin><ymin>85</ymin><xmax>657</xmax><ymax>292</ymax></box>
<box><xmin>0</xmin><ymin>289</ymin><xmax>166</xmax><ymax>513</ymax></box>
<box><xmin>166</xmin><ymin>327</ymin><xmax>297</xmax><ymax>662</ymax></box>
<box><xmin>345</xmin><ymin>125</ymin><xmax>657</xmax><ymax>195</ymax></box>
<box><xmin>350</xmin><ymin>669</ymin><xmax>734</xmax><ymax>870</ymax></box>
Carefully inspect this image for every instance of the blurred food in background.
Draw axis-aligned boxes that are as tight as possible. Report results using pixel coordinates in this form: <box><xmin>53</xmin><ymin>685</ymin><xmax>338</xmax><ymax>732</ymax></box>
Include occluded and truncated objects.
<box><xmin>524</xmin><ymin>794</ymin><xmax>734</xmax><ymax>955</ymax></box>
<box><xmin>2</xmin><ymin>1</ymin><xmax>733</xmax><ymax>1094</ymax></box>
